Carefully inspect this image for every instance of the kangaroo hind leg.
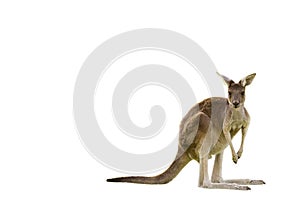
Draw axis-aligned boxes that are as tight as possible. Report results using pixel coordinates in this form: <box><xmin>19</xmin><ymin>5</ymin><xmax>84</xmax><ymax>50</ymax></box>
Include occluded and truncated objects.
<box><xmin>223</xmin><ymin>179</ymin><xmax>265</xmax><ymax>185</ymax></box>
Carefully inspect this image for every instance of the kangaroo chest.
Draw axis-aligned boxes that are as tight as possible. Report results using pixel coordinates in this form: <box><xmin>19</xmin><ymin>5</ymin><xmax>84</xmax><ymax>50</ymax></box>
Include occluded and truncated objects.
<box><xmin>229</xmin><ymin>109</ymin><xmax>246</xmax><ymax>138</ymax></box>
<box><xmin>230</xmin><ymin>120</ymin><xmax>244</xmax><ymax>135</ymax></box>
<box><xmin>209</xmin><ymin>108</ymin><xmax>247</xmax><ymax>155</ymax></box>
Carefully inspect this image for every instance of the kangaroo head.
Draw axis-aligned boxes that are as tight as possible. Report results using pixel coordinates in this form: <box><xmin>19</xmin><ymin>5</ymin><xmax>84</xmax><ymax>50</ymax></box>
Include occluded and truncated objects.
<box><xmin>217</xmin><ymin>72</ymin><xmax>256</xmax><ymax>108</ymax></box>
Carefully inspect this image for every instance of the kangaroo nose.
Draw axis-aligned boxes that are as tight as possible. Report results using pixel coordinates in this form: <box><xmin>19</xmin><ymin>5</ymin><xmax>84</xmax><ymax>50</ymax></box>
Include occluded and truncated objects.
<box><xmin>232</xmin><ymin>101</ymin><xmax>239</xmax><ymax>106</ymax></box>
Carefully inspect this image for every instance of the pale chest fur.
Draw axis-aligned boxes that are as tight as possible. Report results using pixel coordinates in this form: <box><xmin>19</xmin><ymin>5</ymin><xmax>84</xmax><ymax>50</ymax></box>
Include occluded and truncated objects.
<box><xmin>225</xmin><ymin>107</ymin><xmax>248</xmax><ymax>133</ymax></box>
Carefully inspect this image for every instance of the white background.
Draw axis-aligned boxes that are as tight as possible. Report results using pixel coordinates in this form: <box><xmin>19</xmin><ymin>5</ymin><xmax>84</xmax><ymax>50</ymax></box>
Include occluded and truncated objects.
<box><xmin>1</xmin><ymin>0</ymin><xmax>299</xmax><ymax>199</ymax></box>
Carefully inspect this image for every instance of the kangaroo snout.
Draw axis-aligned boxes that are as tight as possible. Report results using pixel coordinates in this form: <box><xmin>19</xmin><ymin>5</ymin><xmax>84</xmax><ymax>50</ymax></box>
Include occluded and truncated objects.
<box><xmin>232</xmin><ymin>100</ymin><xmax>240</xmax><ymax>107</ymax></box>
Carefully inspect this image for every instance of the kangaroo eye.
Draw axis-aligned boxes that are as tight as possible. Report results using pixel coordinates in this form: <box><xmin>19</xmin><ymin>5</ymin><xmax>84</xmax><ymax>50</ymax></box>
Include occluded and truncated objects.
<box><xmin>241</xmin><ymin>91</ymin><xmax>245</xmax><ymax>95</ymax></box>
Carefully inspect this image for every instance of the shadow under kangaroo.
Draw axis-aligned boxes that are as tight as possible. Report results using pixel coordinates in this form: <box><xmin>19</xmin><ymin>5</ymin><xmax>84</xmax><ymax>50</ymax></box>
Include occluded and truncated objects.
<box><xmin>107</xmin><ymin>72</ymin><xmax>265</xmax><ymax>190</ymax></box>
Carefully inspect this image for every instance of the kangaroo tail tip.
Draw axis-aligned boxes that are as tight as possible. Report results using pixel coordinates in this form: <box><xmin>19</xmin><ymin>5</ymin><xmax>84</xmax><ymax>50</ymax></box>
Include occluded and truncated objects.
<box><xmin>106</xmin><ymin>178</ymin><xmax>118</xmax><ymax>182</ymax></box>
<box><xmin>107</xmin><ymin>177</ymin><xmax>126</xmax><ymax>182</ymax></box>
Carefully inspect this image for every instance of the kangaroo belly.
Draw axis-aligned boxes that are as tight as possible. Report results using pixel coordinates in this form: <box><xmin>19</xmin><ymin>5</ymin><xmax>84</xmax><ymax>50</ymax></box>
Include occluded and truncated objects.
<box><xmin>209</xmin><ymin>128</ymin><xmax>241</xmax><ymax>155</ymax></box>
<box><xmin>210</xmin><ymin>138</ymin><xmax>229</xmax><ymax>155</ymax></box>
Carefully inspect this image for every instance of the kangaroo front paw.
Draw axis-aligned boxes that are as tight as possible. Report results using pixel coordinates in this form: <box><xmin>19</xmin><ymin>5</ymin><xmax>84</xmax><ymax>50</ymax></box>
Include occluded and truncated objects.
<box><xmin>237</xmin><ymin>150</ymin><xmax>243</xmax><ymax>159</ymax></box>
<box><xmin>232</xmin><ymin>153</ymin><xmax>238</xmax><ymax>164</ymax></box>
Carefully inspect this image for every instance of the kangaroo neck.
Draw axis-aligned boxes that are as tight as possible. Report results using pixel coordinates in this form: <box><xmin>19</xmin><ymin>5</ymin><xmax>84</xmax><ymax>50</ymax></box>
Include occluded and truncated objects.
<box><xmin>226</xmin><ymin>104</ymin><xmax>245</xmax><ymax>120</ymax></box>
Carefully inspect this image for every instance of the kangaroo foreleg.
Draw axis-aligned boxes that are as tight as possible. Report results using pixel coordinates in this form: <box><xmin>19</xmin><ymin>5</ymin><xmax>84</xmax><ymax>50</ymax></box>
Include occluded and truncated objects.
<box><xmin>237</xmin><ymin>125</ymin><xmax>248</xmax><ymax>159</ymax></box>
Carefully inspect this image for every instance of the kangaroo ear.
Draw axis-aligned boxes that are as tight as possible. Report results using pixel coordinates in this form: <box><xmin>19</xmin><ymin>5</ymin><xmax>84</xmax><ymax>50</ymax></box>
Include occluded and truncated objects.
<box><xmin>217</xmin><ymin>72</ymin><xmax>234</xmax><ymax>86</ymax></box>
<box><xmin>239</xmin><ymin>73</ymin><xmax>256</xmax><ymax>87</ymax></box>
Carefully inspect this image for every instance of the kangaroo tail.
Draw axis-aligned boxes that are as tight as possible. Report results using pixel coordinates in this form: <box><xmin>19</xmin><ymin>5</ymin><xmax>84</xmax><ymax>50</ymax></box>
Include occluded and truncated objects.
<box><xmin>106</xmin><ymin>151</ymin><xmax>191</xmax><ymax>184</ymax></box>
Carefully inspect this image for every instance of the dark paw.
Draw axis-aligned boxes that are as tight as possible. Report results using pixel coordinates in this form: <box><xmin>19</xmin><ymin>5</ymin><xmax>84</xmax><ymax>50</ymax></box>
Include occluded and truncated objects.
<box><xmin>232</xmin><ymin>154</ymin><xmax>238</xmax><ymax>164</ymax></box>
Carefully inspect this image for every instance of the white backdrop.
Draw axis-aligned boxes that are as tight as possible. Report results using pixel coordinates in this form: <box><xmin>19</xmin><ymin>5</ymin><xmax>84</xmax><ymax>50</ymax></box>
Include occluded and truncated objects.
<box><xmin>1</xmin><ymin>1</ymin><xmax>299</xmax><ymax>199</ymax></box>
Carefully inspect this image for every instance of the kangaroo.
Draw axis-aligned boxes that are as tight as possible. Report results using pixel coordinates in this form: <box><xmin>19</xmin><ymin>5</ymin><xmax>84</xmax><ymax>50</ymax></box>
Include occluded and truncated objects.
<box><xmin>107</xmin><ymin>72</ymin><xmax>265</xmax><ymax>190</ymax></box>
